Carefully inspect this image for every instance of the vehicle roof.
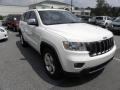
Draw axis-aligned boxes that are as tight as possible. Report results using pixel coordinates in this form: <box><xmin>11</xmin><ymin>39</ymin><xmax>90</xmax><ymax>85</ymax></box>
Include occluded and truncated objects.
<box><xmin>7</xmin><ymin>14</ymin><xmax>21</xmax><ymax>16</ymax></box>
<box><xmin>95</xmin><ymin>16</ymin><xmax>109</xmax><ymax>17</ymax></box>
<box><xmin>27</xmin><ymin>9</ymin><xmax>67</xmax><ymax>12</ymax></box>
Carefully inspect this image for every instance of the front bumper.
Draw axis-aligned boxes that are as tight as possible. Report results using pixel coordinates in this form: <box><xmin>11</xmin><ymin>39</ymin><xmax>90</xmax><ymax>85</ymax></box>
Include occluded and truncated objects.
<box><xmin>60</xmin><ymin>45</ymin><xmax>116</xmax><ymax>73</ymax></box>
<box><xmin>112</xmin><ymin>27</ymin><xmax>120</xmax><ymax>31</ymax></box>
<box><xmin>81</xmin><ymin>57</ymin><xmax>113</xmax><ymax>74</ymax></box>
<box><xmin>0</xmin><ymin>33</ymin><xmax>8</xmax><ymax>40</ymax></box>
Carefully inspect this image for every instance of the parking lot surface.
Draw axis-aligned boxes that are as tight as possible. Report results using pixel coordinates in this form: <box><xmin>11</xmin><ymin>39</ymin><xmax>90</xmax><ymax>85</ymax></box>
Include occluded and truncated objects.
<box><xmin>0</xmin><ymin>30</ymin><xmax>120</xmax><ymax>90</ymax></box>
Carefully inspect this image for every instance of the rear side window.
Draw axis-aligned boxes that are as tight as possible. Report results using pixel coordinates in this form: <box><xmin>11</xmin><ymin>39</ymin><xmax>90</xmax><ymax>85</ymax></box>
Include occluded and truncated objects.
<box><xmin>96</xmin><ymin>17</ymin><xmax>103</xmax><ymax>20</ymax></box>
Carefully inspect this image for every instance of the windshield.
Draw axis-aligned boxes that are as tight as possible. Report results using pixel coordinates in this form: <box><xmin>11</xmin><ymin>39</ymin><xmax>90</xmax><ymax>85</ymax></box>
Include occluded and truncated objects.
<box><xmin>7</xmin><ymin>15</ymin><xmax>21</xmax><ymax>21</ymax></box>
<box><xmin>38</xmin><ymin>10</ymin><xmax>81</xmax><ymax>25</ymax></box>
<box><xmin>14</xmin><ymin>15</ymin><xmax>21</xmax><ymax>20</ymax></box>
<box><xmin>114</xmin><ymin>17</ymin><xmax>120</xmax><ymax>22</ymax></box>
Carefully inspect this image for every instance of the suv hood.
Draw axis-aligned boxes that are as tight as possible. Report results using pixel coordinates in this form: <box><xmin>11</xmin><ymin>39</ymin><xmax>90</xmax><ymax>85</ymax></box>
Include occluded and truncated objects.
<box><xmin>46</xmin><ymin>23</ymin><xmax>113</xmax><ymax>42</ymax></box>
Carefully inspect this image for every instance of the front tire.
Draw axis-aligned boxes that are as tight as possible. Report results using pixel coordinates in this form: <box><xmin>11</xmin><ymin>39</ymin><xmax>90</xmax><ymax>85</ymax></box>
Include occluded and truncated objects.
<box><xmin>42</xmin><ymin>48</ymin><xmax>63</xmax><ymax>79</ymax></box>
<box><xmin>20</xmin><ymin>34</ymin><xmax>27</xmax><ymax>47</ymax></box>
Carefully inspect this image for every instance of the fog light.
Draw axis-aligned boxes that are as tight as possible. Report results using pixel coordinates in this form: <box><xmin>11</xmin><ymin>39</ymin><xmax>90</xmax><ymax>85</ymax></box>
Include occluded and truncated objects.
<box><xmin>74</xmin><ymin>63</ymin><xmax>84</xmax><ymax>68</ymax></box>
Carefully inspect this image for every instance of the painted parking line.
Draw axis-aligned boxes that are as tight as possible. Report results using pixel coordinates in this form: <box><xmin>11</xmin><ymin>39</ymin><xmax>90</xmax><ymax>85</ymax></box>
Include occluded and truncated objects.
<box><xmin>114</xmin><ymin>58</ymin><xmax>120</xmax><ymax>61</ymax></box>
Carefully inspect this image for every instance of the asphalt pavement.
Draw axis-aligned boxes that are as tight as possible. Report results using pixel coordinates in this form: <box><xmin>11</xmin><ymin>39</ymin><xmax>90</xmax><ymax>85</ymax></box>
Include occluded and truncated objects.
<box><xmin>0</xmin><ymin>30</ymin><xmax>120</xmax><ymax>90</ymax></box>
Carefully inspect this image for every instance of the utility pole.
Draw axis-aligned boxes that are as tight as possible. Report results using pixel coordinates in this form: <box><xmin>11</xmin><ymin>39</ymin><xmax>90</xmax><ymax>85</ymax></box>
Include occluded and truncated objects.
<box><xmin>35</xmin><ymin>0</ymin><xmax>37</xmax><ymax>9</ymax></box>
<box><xmin>71</xmin><ymin>0</ymin><xmax>73</xmax><ymax>12</ymax></box>
<box><xmin>34</xmin><ymin>0</ymin><xmax>37</xmax><ymax>4</ymax></box>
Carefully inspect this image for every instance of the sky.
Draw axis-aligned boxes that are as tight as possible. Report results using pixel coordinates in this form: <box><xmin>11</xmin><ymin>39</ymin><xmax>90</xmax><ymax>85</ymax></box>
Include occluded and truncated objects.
<box><xmin>0</xmin><ymin>0</ymin><xmax>120</xmax><ymax>8</ymax></box>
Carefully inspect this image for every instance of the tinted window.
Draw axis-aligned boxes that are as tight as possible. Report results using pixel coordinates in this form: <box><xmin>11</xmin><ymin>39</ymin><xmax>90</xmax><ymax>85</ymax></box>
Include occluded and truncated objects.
<box><xmin>6</xmin><ymin>15</ymin><xmax>13</xmax><ymax>21</ymax></box>
<box><xmin>14</xmin><ymin>15</ymin><xmax>21</xmax><ymax>20</ymax></box>
<box><xmin>96</xmin><ymin>17</ymin><xmax>103</xmax><ymax>20</ymax></box>
<box><xmin>6</xmin><ymin>15</ymin><xmax>21</xmax><ymax>21</ymax></box>
<box><xmin>29</xmin><ymin>11</ymin><xmax>37</xmax><ymax>20</ymax></box>
<box><xmin>24</xmin><ymin>12</ymin><xmax>31</xmax><ymax>22</ymax></box>
<box><xmin>38</xmin><ymin>11</ymin><xmax>81</xmax><ymax>25</ymax></box>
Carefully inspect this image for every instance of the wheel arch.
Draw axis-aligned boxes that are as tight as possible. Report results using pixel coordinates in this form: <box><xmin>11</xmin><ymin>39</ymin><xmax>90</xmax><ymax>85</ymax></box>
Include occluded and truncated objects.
<box><xmin>40</xmin><ymin>41</ymin><xmax>58</xmax><ymax>56</ymax></box>
<box><xmin>40</xmin><ymin>41</ymin><xmax>64</xmax><ymax>70</ymax></box>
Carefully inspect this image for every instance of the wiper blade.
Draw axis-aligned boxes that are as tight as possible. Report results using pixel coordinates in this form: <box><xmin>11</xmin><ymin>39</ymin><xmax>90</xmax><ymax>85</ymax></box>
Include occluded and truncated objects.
<box><xmin>68</xmin><ymin>22</ymin><xmax>80</xmax><ymax>23</ymax></box>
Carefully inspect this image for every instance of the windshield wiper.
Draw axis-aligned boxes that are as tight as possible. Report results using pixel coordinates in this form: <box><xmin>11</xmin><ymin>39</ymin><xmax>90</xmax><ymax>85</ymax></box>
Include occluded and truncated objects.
<box><xmin>68</xmin><ymin>21</ymin><xmax>81</xmax><ymax>23</ymax></box>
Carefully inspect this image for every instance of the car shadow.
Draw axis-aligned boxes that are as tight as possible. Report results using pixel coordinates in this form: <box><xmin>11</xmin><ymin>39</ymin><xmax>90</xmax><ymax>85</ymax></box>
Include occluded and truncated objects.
<box><xmin>16</xmin><ymin>41</ymin><xmax>103</xmax><ymax>87</ymax></box>
<box><xmin>114</xmin><ymin>48</ymin><xmax>120</xmax><ymax>59</ymax></box>
<box><xmin>0</xmin><ymin>39</ymin><xmax>8</xmax><ymax>43</ymax></box>
<box><xmin>16</xmin><ymin>33</ymin><xmax>20</xmax><ymax>37</ymax></box>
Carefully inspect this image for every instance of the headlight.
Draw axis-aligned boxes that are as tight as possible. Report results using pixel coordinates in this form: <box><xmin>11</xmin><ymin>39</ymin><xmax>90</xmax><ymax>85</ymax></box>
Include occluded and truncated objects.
<box><xmin>0</xmin><ymin>29</ymin><xmax>5</xmax><ymax>32</ymax></box>
<box><xmin>63</xmin><ymin>41</ymin><xmax>87</xmax><ymax>51</ymax></box>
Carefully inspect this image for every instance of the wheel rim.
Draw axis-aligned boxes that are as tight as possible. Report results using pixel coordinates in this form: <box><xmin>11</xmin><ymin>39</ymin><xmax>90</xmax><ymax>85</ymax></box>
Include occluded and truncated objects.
<box><xmin>44</xmin><ymin>53</ymin><xmax>55</xmax><ymax>75</ymax></box>
<box><xmin>20</xmin><ymin>35</ymin><xmax>24</xmax><ymax>45</ymax></box>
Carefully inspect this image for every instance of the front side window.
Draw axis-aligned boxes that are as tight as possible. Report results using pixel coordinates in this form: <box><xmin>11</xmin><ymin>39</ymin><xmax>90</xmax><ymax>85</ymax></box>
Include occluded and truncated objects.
<box><xmin>38</xmin><ymin>10</ymin><xmax>81</xmax><ymax>25</ymax></box>
<box><xmin>29</xmin><ymin>11</ymin><xmax>37</xmax><ymax>20</ymax></box>
<box><xmin>24</xmin><ymin>12</ymin><xmax>31</xmax><ymax>22</ymax></box>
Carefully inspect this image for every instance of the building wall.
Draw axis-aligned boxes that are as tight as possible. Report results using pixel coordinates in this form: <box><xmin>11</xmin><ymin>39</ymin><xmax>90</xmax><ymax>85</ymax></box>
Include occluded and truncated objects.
<box><xmin>0</xmin><ymin>5</ymin><xmax>29</xmax><ymax>16</ymax></box>
<box><xmin>29</xmin><ymin>2</ymin><xmax>91</xmax><ymax>16</ymax></box>
<box><xmin>29</xmin><ymin>3</ymin><xmax>74</xmax><ymax>11</ymax></box>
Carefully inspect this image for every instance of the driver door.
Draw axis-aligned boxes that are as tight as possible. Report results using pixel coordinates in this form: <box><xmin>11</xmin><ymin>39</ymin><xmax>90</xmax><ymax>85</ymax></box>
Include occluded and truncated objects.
<box><xmin>27</xmin><ymin>11</ymin><xmax>40</xmax><ymax>50</ymax></box>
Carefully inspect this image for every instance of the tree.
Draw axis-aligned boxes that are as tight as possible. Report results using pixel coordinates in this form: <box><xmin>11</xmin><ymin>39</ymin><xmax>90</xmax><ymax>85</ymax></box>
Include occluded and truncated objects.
<box><xmin>91</xmin><ymin>0</ymin><xmax>120</xmax><ymax>17</ymax></box>
<box><xmin>96</xmin><ymin>0</ymin><xmax>106</xmax><ymax>8</ymax></box>
<box><xmin>0</xmin><ymin>15</ymin><xmax>3</xmax><ymax>20</ymax></box>
<box><xmin>93</xmin><ymin>0</ymin><xmax>111</xmax><ymax>16</ymax></box>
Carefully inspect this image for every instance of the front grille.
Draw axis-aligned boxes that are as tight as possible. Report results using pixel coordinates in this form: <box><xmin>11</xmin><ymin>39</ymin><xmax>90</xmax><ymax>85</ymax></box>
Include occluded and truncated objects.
<box><xmin>86</xmin><ymin>38</ymin><xmax>114</xmax><ymax>57</ymax></box>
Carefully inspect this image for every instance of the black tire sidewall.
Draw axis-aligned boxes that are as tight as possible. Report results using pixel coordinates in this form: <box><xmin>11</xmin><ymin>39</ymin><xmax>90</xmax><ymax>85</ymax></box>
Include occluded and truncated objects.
<box><xmin>42</xmin><ymin>48</ymin><xmax>63</xmax><ymax>79</ymax></box>
<box><xmin>20</xmin><ymin>34</ymin><xmax>27</xmax><ymax>47</ymax></box>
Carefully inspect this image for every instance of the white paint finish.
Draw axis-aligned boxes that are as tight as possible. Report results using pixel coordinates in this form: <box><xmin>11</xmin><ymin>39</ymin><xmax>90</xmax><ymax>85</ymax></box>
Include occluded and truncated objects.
<box><xmin>20</xmin><ymin>9</ymin><xmax>116</xmax><ymax>73</ymax></box>
<box><xmin>46</xmin><ymin>23</ymin><xmax>113</xmax><ymax>42</ymax></box>
<box><xmin>0</xmin><ymin>26</ymin><xmax>8</xmax><ymax>40</ymax></box>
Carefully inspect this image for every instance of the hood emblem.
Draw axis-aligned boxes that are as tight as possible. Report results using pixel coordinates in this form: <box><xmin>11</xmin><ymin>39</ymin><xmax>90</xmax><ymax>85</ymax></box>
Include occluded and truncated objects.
<box><xmin>103</xmin><ymin>37</ymin><xmax>107</xmax><ymax>40</ymax></box>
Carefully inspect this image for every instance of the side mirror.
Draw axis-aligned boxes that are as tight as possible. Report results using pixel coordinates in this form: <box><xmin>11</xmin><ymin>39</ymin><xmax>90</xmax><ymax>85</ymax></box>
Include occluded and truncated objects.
<box><xmin>27</xmin><ymin>19</ymin><xmax>38</xmax><ymax>26</ymax></box>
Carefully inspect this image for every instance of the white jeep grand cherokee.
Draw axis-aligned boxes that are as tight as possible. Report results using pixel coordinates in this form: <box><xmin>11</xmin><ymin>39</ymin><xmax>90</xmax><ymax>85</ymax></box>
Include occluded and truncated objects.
<box><xmin>19</xmin><ymin>9</ymin><xmax>116</xmax><ymax>78</ymax></box>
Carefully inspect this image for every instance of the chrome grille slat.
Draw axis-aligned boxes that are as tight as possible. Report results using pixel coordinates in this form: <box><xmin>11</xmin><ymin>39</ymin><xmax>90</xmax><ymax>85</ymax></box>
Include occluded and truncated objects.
<box><xmin>99</xmin><ymin>42</ymin><xmax>101</xmax><ymax>54</ymax></box>
<box><xmin>86</xmin><ymin>38</ymin><xmax>114</xmax><ymax>57</ymax></box>
<box><xmin>106</xmin><ymin>39</ymin><xmax>109</xmax><ymax>51</ymax></box>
